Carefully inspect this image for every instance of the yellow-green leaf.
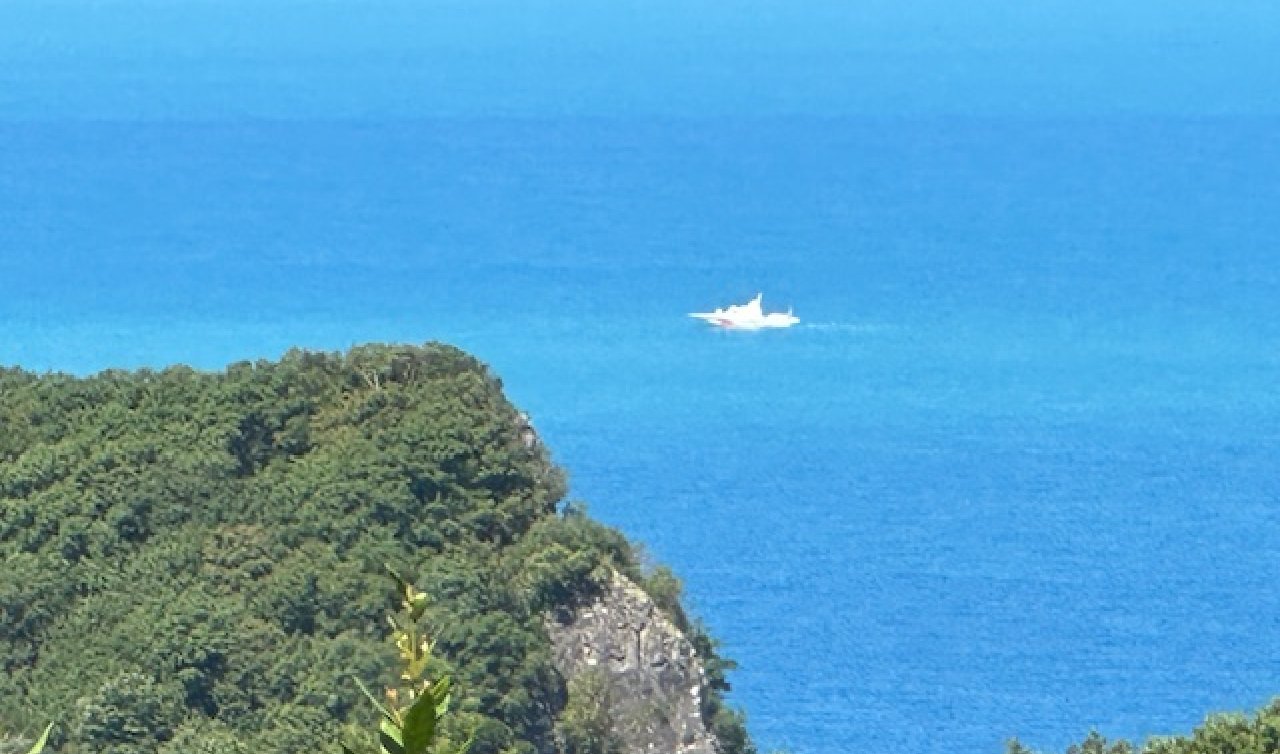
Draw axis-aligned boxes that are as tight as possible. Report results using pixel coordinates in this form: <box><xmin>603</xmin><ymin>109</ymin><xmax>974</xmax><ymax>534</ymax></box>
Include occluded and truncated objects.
<box><xmin>355</xmin><ymin>677</ymin><xmax>397</xmax><ymax>724</ymax></box>
<box><xmin>379</xmin><ymin>718</ymin><xmax>405</xmax><ymax>754</ymax></box>
<box><xmin>27</xmin><ymin>723</ymin><xmax>53</xmax><ymax>754</ymax></box>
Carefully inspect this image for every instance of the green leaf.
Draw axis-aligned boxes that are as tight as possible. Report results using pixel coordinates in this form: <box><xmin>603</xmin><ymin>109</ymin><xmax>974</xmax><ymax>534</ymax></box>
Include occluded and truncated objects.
<box><xmin>26</xmin><ymin>723</ymin><xmax>53</xmax><ymax>754</ymax></box>
<box><xmin>379</xmin><ymin>718</ymin><xmax>405</xmax><ymax>754</ymax></box>
<box><xmin>354</xmin><ymin>677</ymin><xmax>396</xmax><ymax>724</ymax></box>
<box><xmin>384</xmin><ymin>564</ymin><xmax>412</xmax><ymax>596</ymax></box>
<box><xmin>428</xmin><ymin>676</ymin><xmax>452</xmax><ymax>718</ymax></box>
<box><xmin>430</xmin><ymin>676</ymin><xmax>451</xmax><ymax>704</ymax></box>
<box><xmin>402</xmin><ymin>689</ymin><xmax>438</xmax><ymax>754</ymax></box>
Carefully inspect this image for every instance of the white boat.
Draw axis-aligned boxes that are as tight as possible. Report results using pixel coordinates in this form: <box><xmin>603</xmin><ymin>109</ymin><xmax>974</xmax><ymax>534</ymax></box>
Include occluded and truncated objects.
<box><xmin>689</xmin><ymin>293</ymin><xmax>799</xmax><ymax>330</ymax></box>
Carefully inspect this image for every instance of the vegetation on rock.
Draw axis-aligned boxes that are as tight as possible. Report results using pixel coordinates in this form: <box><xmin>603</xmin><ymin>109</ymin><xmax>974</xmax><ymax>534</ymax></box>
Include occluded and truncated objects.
<box><xmin>1009</xmin><ymin>699</ymin><xmax>1280</xmax><ymax>754</ymax></box>
<box><xmin>0</xmin><ymin>343</ymin><xmax>749</xmax><ymax>754</ymax></box>
<box><xmin>556</xmin><ymin>670</ymin><xmax>620</xmax><ymax>754</ymax></box>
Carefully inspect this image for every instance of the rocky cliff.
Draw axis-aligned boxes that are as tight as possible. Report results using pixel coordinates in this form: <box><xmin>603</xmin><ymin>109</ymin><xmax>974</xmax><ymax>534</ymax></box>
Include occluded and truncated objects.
<box><xmin>548</xmin><ymin>571</ymin><xmax>718</xmax><ymax>754</ymax></box>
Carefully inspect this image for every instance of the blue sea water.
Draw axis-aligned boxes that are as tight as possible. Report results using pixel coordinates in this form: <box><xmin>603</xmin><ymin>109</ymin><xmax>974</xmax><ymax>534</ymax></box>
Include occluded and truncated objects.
<box><xmin>3</xmin><ymin>116</ymin><xmax>1280</xmax><ymax>754</ymax></box>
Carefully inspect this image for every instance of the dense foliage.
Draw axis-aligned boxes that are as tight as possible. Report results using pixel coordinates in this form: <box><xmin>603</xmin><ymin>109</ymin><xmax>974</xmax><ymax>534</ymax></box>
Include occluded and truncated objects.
<box><xmin>1009</xmin><ymin>699</ymin><xmax>1280</xmax><ymax>754</ymax></box>
<box><xmin>0</xmin><ymin>343</ymin><xmax>748</xmax><ymax>754</ymax></box>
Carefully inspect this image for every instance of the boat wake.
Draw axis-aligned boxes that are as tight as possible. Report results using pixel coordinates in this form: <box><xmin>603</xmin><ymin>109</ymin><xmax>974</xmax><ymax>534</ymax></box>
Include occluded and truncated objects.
<box><xmin>798</xmin><ymin>321</ymin><xmax>890</xmax><ymax>334</ymax></box>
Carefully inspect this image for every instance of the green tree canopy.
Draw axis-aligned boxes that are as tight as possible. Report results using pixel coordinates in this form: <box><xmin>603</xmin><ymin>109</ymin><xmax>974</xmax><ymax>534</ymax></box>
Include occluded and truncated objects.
<box><xmin>0</xmin><ymin>344</ymin><xmax>747</xmax><ymax>754</ymax></box>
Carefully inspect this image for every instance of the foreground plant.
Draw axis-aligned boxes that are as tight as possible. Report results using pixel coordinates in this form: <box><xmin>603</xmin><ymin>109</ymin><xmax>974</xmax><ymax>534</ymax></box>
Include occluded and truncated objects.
<box><xmin>345</xmin><ymin>567</ymin><xmax>469</xmax><ymax>754</ymax></box>
<box><xmin>28</xmin><ymin>725</ymin><xmax>52</xmax><ymax>754</ymax></box>
<box><xmin>2</xmin><ymin>723</ymin><xmax>52</xmax><ymax>754</ymax></box>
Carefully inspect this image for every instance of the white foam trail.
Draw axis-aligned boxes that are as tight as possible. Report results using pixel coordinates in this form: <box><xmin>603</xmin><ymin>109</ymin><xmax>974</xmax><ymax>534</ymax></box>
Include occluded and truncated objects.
<box><xmin>799</xmin><ymin>322</ymin><xmax>891</xmax><ymax>333</ymax></box>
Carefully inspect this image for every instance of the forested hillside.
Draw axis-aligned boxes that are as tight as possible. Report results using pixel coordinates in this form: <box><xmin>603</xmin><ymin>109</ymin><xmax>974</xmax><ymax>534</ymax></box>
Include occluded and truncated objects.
<box><xmin>0</xmin><ymin>343</ymin><xmax>747</xmax><ymax>754</ymax></box>
<box><xmin>1010</xmin><ymin>700</ymin><xmax>1280</xmax><ymax>754</ymax></box>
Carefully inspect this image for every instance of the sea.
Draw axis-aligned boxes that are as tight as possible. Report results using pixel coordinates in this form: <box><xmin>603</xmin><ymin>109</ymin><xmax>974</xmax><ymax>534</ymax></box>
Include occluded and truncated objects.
<box><xmin>2</xmin><ymin>114</ymin><xmax>1280</xmax><ymax>754</ymax></box>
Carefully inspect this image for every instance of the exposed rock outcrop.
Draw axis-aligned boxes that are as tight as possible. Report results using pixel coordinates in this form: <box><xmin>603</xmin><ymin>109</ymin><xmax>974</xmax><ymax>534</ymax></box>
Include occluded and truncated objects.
<box><xmin>548</xmin><ymin>572</ymin><xmax>717</xmax><ymax>754</ymax></box>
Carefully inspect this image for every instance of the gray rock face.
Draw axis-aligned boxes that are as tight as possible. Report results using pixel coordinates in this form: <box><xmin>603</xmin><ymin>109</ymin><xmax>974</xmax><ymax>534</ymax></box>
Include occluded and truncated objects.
<box><xmin>548</xmin><ymin>572</ymin><xmax>717</xmax><ymax>754</ymax></box>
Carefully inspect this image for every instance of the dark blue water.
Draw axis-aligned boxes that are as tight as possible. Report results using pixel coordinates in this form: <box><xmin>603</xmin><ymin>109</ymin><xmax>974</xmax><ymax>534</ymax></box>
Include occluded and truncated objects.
<box><xmin>2</xmin><ymin>117</ymin><xmax>1279</xmax><ymax>754</ymax></box>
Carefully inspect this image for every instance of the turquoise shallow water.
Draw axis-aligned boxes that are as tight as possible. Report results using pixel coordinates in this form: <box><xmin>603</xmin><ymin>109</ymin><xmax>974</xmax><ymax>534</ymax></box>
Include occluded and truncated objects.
<box><xmin>2</xmin><ymin>117</ymin><xmax>1280</xmax><ymax>753</ymax></box>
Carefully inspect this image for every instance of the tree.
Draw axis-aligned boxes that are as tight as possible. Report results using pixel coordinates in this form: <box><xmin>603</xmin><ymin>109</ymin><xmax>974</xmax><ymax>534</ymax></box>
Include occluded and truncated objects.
<box><xmin>74</xmin><ymin>672</ymin><xmax>183</xmax><ymax>754</ymax></box>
